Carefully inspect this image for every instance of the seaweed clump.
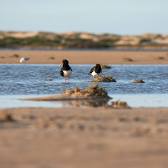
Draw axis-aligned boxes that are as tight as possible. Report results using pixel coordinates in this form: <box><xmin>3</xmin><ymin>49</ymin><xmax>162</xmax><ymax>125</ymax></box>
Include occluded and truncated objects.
<box><xmin>132</xmin><ymin>79</ymin><xmax>145</xmax><ymax>83</ymax></box>
<box><xmin>101</xmin><ymin>64</ymin><xmax>111</xmax><ymax>69</ymax></box>
<box><xmin>110</xmin><ymin>100</ymin><xmax>130</xmax><ymax>109</ymax></box>
<box><xmin>93</xmin><ymin>76</ymin><xmax>116</xmax><ymax>82</ymax></box>
<box><xmin>64</xmin><ymin>85</ymin><xmax>110</xmax><ymax>99</ymax></box>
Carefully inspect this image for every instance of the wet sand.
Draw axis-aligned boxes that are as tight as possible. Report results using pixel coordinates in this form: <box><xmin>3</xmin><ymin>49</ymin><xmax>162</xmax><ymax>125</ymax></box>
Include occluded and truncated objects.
<box><xmin>0</xmin><ymin>50</ymin><xmax>168</xmax><ymax>64</ymax></box>
<box><xmin>1</xmin><ymin>107</ymin><xmax>168</xmax><ymax>168</ymax></box>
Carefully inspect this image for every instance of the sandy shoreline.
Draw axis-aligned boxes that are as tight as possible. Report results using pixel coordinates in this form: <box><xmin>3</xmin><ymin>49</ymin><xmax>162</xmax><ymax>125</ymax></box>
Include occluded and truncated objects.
<box><xmin>1</xmin><ymin>107</ymin><xmax>168</xmax><ymax>168</ymax></box>
<box><xmin>0</xmin><ymin>50</ymin><xmax>168</xmax><ymax>64</ymax></box>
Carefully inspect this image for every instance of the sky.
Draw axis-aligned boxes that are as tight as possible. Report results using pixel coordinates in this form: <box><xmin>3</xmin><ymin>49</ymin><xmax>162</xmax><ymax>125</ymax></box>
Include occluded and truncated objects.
<box><xmin>0</xmin><ymin>0</ymin><xmax>167</xmax><ymax>35</ymax></box>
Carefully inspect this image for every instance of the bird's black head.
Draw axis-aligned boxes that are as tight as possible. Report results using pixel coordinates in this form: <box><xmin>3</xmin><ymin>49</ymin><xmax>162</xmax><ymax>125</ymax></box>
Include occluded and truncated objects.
<box><xmin>62</xmin><ymin>59</ymin><xmax>69</xmax><ymax>65</ymax></box>
<box><xmin>94</xmin><ymin>64</ymin><xmax>102</xmax><ymax>73</ymax></box>
<box><xmin>96</xmin><ymin>64</ymin><xmax>101</xmax><ymax>68</ymax></box>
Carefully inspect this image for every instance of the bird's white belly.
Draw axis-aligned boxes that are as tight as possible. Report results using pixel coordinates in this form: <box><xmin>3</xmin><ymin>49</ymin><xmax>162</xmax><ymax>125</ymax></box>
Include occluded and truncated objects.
<box><xmin>63</xmin><ymin>70</ymin><xmax>72</xmax><ymax>77</ymax></box>
<box><xmin>19</xmin><ymin>57</ymin><xmax>29</xmax><ymax>63</ymax></box>
<box><xmin>91</xmin><ymin>71</ymin><xmax>98</xmax><ymax>77</ymax></box>
<box><xmin>19</xmin><ymin>58</ymin><xmax>25</xmax><ymax>63</ymax></box>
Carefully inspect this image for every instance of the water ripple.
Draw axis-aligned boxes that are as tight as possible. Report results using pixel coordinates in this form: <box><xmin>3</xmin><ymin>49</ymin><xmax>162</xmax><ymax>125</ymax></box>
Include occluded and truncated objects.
<box><xmin>0</xmin><ymin>64</ymin><xmax>168</xmax><ymax>95</ymax></box>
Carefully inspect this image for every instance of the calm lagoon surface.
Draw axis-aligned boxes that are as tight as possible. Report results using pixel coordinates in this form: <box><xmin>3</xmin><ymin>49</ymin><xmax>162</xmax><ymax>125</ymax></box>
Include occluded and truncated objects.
<box><xmin>0</xmin><ymin>64</ymin><xmax>168</xmax><ymax>108</ymax></box>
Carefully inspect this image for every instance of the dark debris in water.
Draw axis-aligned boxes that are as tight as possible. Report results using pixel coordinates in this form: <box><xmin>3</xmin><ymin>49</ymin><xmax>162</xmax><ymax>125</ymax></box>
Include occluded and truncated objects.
<box><xmin>132</xmin><ymin>79</ymin><xmax>145</xmax><ymax>83</ymax></box>
<box><xmin>92</xmin><ymin>76</ymin><xmax>116</xmax><ymax>82</ymax></box>
<box><xmin>101</xmin><ymin>64</ymin><xmax>112</xmax><ymax>69</ymax></box>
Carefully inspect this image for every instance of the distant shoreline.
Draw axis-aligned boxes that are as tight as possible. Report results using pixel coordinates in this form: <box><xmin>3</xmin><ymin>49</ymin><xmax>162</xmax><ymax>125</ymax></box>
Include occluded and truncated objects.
<box><xmin>0</xmin><ymin>49</ymin><xmax>168</xmax><ymax>64</ymax></box>
<box><xmin>1</xmin><ymin>31</ymin><xmax>168</xmax><ymax>51</ymax></box>
<box><xmin>1</xmin><ymin>48</ymin><xmax>168</xmax><ymax>52</ymax></box>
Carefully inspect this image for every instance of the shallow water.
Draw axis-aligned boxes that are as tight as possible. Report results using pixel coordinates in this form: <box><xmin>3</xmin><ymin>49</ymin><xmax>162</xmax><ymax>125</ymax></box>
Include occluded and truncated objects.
<box><xmin>0</xmin><ymin>94</ymin><xmax>168</xmax><ymax>108</ymax></box>
<box><xmin>0</xmin><ymin>95</ymin><xmax>64</xmax><ymax>108</ymax></box>
<box><xmin>0</xmin><ymin>64</ymin><xmax>168</xmax><ymax>108</ymax></box>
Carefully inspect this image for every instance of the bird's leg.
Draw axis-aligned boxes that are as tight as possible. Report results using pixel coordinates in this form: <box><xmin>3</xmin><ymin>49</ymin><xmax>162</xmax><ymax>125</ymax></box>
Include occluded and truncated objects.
<box><xmin>65</xmin><ymin>78</ymin><xmax>68</xmax><ymax>83</ymax></box>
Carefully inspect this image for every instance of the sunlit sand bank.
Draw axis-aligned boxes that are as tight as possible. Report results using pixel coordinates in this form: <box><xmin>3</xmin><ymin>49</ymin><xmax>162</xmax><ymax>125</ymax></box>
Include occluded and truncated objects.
<box><xmin>0</xmin><ymin>50</ymin><xmax>168</xmax><ymax>64</ymax></box>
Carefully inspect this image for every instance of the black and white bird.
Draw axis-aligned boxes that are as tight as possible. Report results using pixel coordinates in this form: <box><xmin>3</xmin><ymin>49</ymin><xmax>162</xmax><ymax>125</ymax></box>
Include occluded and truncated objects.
<box><xmin>89</xmin><ymin>64</ymin><xmax>102</xmax><ymax>77</ymax></box>
<box><xmin>60</xmin><ymin>59</ymin><xmax>72</xmax><ymax>82</ymax></box>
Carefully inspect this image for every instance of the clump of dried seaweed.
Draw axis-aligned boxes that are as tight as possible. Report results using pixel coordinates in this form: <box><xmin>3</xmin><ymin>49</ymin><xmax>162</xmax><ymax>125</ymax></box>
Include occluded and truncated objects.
<box><xmin>132</xmin><ymin>79</ymin><xmax>145</xmax><ymax>83</ymax></box>
<box><xmin>101</xmin><ymin>64</ymin><xmax>111</xmax><ymax>69</ymax></box>
<box><xmin>110</xmin><ymin>100</ymin><xmax>130</xmax><ymax>109</ymax></box>
<box><xmin>64</xmin><ymin>84</ymin><xmax>110</xmax><ymax>99</ymax></box>
<box><xmin>92</xmin><ymin>76</ymin><xmax>116</xmax><ymax>82</ymax></box>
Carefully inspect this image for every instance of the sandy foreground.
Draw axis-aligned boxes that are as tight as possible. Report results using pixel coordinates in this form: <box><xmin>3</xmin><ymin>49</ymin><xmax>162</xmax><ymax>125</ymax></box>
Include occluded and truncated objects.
<box><xmin>0</xmin><ymin>50</ymin><xmax>168</xmax><ymax>64</ymax></box>
<box><xmin>0</xmin><ymin>107</ymin><xmax>168</xmax><ymax>168</ymax></box>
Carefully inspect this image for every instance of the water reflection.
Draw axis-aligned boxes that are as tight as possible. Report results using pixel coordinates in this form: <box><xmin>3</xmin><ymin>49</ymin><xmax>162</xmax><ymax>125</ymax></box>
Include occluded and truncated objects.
<box><xmin>58</xmin><ymin>98</ymin><xmax>110</xmax><ymax>108</ymax></box>
<box><xmin>1</xmin><ymin>94</ymin><xmax>168</xmax><ymax>108</ymax></box>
